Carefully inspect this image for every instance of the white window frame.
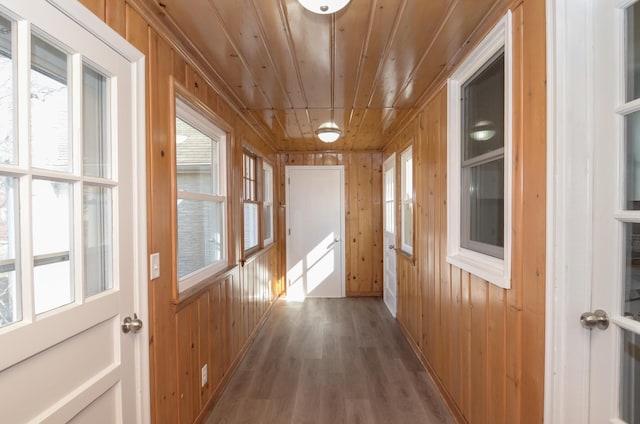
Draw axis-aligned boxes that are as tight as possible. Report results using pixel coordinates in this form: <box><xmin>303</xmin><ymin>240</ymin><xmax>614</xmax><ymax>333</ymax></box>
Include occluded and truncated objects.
<box><xmin>242</xmin><ymin>150</ymin><xmax>259</xmax><ymax>253</ymax></box>
<box><xmin>175</xmin><ymin>97</ymin><xmax>227</xmax><ymax>293</ymax></box>
<box><xmin>400</xmin><ymin>146</ymin><xmax>413</xmax><ymax>255</ymax></box>
<box><xmin>263</xmin><ymin>160</ymin><xmax>274</xmax><ymax>246</ymax></box>
<box><xmin>446</xmin><ymin>11</ymin><xmax>513</xmax><ymax>289</ymax></box>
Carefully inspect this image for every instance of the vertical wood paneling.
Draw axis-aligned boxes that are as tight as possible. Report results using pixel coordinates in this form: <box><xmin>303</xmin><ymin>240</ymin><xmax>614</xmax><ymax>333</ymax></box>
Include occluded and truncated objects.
<box><xmin>105</xmin><ymin>0</ymin><xmax>125</xmax><ymax>37</ymax></box>
<box><xmin>520</xmin><ymin>1</ymin><xmax>547</xmax><ymax>422</ymax></box>
<box><xmin>280</xmin><ymin>151</ymin><xmax>383</xmax><ymax>296</ymax></box>
<box><xmin>385</xmin><ymin>1</ymin><xmax>546</xmax><ymax>423</ymax></box>
<box><xmin>506</xmin><ymin>4</ymin><xmax>525</xmax><ymax>424</ymax></box>
<box><xmin>177</xmin><ymin>308</ymin><xmax>194</xmax><ymax>424</ymax></box>
<box><xmin>82</xmin><ymin>0</ymin><xmax>105</xmax><ymax>21</ymax></box>
<box><xmin>469</xmin><ymin>275</ymin><xmax>488</xmax><ymax>424</ymax></box>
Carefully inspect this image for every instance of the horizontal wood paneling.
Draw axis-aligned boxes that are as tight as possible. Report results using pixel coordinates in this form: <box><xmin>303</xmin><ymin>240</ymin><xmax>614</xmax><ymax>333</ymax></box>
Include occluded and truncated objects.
<box><xmin>278</xmin><ymin>151</ymin><xmax>383</xmax><ymax>296</ymax></box>
<box><xmin>384</xmin><ymin>1</ymin><xmax>546</xmax><ymax>423</ymax></box>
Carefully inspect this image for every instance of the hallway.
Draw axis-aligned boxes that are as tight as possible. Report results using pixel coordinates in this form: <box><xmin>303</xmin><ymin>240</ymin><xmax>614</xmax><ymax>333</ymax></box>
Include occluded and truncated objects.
<box><xmin>205</xmin><ymin>298</ymin><xmax>454</xmax><ymax>423</ymax></box>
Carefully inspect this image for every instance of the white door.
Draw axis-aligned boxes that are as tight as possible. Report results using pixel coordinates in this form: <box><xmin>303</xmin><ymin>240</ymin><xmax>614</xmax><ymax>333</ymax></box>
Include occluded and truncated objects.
<box><xmin>383</xmin><ymin>154</ymin><xmax>397</xmax><ymax>316</ymax></box>
<box><xmin>587</xmin><ymin>1</ymin><xmax>640</xmax><ymax>421</ymax></box>
<box><xmin>286</xmin><ymin>166</ymin><xmax>345</xmax><ymax>298</ymax></box>
<box><xmin>0</xmin><ymin>0</ymin><xmax>147</xmax><ymax>422</ymax></box>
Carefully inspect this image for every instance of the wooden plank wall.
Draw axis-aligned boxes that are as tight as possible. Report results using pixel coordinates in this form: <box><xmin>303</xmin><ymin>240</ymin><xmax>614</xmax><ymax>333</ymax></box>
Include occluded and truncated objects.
<box><xmin>383</xmin><ymin>1</ymin><xmax>546</xmax><ymax>423</ymax></box>
<box><xmin>278</xmin><ymin>152</ymin><xmax>383</xmax><ymax>296</ymax></box>
<box><xmin>78</xmin><ymin>1</ymin><xmax>285</xmax><ymax>423</ymax></box>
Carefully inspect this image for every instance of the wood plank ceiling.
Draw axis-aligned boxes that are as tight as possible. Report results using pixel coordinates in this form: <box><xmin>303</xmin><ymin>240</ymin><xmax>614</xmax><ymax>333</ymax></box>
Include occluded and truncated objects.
<box><xmin>147</xmin><ymin>0</ymin><xmax>503</xmax><ymax>151</ymax></box>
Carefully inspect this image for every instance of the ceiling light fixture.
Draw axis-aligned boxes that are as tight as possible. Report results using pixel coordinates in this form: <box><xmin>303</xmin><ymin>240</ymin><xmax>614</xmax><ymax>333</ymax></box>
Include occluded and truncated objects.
<box><xmin>297</xmin><ymin>0</ymin><xmax>351</xmax><ymax>14</ymax></box>
<box><xmin>315</xmin><ymin>121</ymin><xmax>342</xmax><ymax>143</ymax></box>
<box><xmin>469</xmin><ymin>120</ymin><xmax>497</xmax><ymax>142</ymax></box>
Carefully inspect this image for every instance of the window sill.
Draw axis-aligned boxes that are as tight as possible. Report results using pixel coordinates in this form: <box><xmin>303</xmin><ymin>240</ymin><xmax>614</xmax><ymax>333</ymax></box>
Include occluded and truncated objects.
<box><xmin>241</xmin><ymin>242</ymin><xmax>277</xmax><ymax>266</ymax></box>
<box><xmin>446</xmin><ymin>250</ymin><xmax>510</xmax><ymax>289</ymax></box>
<box><xmin>174</xmin><ymin>264</ymin><xmax>237</xmax><ymax>309</ymax></box>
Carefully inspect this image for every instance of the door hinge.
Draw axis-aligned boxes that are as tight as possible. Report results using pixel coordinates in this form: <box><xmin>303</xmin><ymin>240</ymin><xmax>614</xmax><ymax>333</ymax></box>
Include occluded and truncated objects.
<box><xmin>288</xmin><ymin>177</ymin><xmax>290</xmax><ymax>184</ymax></box>
<box><xmin>288</xmin><ymin>228</ymin><xmax>291</xmax><ymax>235</ymax></box>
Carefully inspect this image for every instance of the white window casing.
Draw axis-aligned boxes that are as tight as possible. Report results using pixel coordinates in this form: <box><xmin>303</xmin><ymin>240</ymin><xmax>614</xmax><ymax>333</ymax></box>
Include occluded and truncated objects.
<box><xmin>175</xmin><ymin>96</ymin><xmax>227</xmax><ymax>293</ymax></box>
<box><xmin>446</xmin><ymin>11</ymin><xmax>513</xmax><ymax>289</ymax></box>
<box><xmin>400</xmin><ymin>145</ymin><xmax>413</xmax><ymax>255</ymax></box>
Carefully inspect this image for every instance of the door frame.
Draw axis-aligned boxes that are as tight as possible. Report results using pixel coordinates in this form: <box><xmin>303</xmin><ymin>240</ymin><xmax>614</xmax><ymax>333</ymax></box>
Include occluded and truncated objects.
<box><xmin>48</xmin><ymin>1</ymin><xmax>150</xmax><ymax>421</ymax></box>
<box><xmin>545</xmin><ymin>0</ymin><xmax>596</xmax><ymax>422</ymax></box>
<box><xmin>285</xmin><ymin>165</ymin><xmax>346</xmax><ymax>298</ymax></box>
<box><xmin>382</xmin><ymin>153</ymin><xmax>397</xmax><ymax>316</ymax></box>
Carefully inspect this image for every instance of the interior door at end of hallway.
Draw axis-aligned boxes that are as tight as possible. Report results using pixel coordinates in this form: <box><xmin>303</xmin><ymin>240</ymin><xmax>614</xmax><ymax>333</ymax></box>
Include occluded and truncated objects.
<box><xmin>286</xmin><ymin>166</ymin><xmax>345</xmax><ymax>298</ymax></box>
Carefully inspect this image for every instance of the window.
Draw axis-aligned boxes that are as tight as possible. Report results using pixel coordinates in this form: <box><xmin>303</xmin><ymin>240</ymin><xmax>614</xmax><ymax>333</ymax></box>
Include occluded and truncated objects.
<box><xmin>400</xmin><ymin>146</ymin><xmax>413</xmax><ymax>255</ymax></box>
<box><xmin>384</xmin><ymin>156</ymin><xmax>395</xmax><ymax>234</ymax></box>
<box><xmin>0</xmin><ymin>16</ymin><xmax>120</xmax><ymax>326</ymax></box>
<box><xmin>243</xmin><ymin>151</ymin><xmax>259</xmax><ymax>252</ymax></box>
<box><xmin>447</xmin><ymin>12</ymin><xmax>512</xmax><ymax>289</ymax></box>
<box><xmin>263</xmin><ymin>161</ymin><xmax>274</xmax><ymax>245</ymax></box>
<box><xmin>175</xmin><ymin>97</ymin><xmax>227</xmax><ymax>293</ymax></box>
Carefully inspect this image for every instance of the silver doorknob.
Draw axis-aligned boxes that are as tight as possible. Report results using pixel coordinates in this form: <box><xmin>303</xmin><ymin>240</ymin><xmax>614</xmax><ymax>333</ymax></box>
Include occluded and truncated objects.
<box><xmin>122</xmin><ymin>313</ymin><xmax>143</xmax><ymax>334</ymax></box>
<box><xmin>580</xmin><ymin>309</ymin><xmax>609</xmax><ymax>330</ymax></box>
<box><xmin>388</xmin><ymin>244</ymin><xmax>395</xmax><ymax>250</ymax></box>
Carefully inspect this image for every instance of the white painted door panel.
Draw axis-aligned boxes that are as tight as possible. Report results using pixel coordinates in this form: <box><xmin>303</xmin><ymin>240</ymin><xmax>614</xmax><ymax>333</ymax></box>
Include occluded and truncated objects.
<box><xmin>286</xmin><ymin>166</ymin><xmax>345</xmax><ymax>298</ymax></box>
<box><xmin>0</xmin><ymin>0</ymin><xmax>146</xmax><ymax>422</ymax></box>
<box><xmin>588</xmin><ymin>1</ymin><xmax>640</xmax><ymax>422</ymax></box>
<box><xmin>383</xmin><ymin>154</ymin><xmax>397</xmax><ymax>316</ymax></box>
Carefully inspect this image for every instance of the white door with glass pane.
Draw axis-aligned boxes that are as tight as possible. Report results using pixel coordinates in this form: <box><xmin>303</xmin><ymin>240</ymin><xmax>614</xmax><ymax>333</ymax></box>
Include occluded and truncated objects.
<box><xmin>0</xmin><ymin>0</ymin><xmax>147</xmax><ymax>422</ymax></box>
<box><xmin>383</xmin><ymin>154</ymin><xmax>397</xmax><ymax>317</ymax></box>
<box><xmin>286</xmin><ymin>166</ymin><xmax>345</xmax><ymax>298</ymax></box>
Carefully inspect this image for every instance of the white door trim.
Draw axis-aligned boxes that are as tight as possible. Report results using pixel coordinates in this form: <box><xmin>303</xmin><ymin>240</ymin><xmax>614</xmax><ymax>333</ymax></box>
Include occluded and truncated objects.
<box><xmin>545</xmin><ymin>0</ymin><xmax>593</xmax><ymax>422</ymax></box>
<box><xmin>285</xmin><ymin>165</ymin><xmax>346</xmax><ymax>298</ymax></box>
<box><xmin>46</xmin><ymin>1</ymin><xmax>150</xmax><ymax>422</ymax></box>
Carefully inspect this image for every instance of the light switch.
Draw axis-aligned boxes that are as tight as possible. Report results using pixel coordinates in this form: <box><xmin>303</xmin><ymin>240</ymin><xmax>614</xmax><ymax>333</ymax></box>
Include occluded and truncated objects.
<box><xmin>150</xmin><ymin>253</ymin><xmax>160</xmax><ymax>280</ymax></box>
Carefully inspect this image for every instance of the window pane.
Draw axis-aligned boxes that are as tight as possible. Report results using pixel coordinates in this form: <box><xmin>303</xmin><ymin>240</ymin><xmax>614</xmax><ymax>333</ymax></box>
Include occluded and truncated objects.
<box><xmin>627</xmin><ymin>2</ymin><xmax>640</xmax><ymax>102</ymax></box>
<box><xmin>32</xmin><ymin>180</ymin><xmax>72</xmax><ymax>314</ymax></box>
<box><xmin>0</xmin><ymin>177</ymin><xmax>18</xmax><ymax>327</ymax></box>
<box><xmin>464</xmin><ymin>159</ymin><xmax>504</xmax><ymax>255</ymax></box>
<box><xmin>624</xmin><ymin>223</ymin><xmax>640</xmax><ymax>320</ymax></box>
<box><xmin>176</xmin><ymin>117</ymin><xmax>218</xmax><ymax>195</ymax></box>
<box><xmin>244</xmin><ymin>202</ymin><xmax>258</xmax><ymax>251</ymax></box>
<box><xmin>385</xmin><ymin>201</ymin><xmax>394</xmax><ymax>233</ymax></box>
<box><xmin>83</xmin><ymin>65</ymin><xmax>110</xmax><ymax>178</ymax></box>
<box><xmin>620</xmin><ymin>329</ymin><xmax>640</xmax><ymax>423</ymax></box>
<box><xmin>263</xmin><ymin>166</ymin><xmax>273</xmax><ymax>202</ymax></box>
<box><xmin>84</xmin><ymin>185</ymin><xmax>112</xmax><ymax>298</ymax></box>
<box><xmin>404</xmin><ymin>156</ymin><xmax>412</xmax><ymax>200</ymax></box>
<box><xmin>402</xmin><ymin>202</ymin><xmax>413</xmax><ymax>248</ymax></box>
<box><xmin>263</xmin><ymin>204</ymin><xmax>273</xmax><ymax>243</ymax></box>
<box><xmin>31</xmin><ymin>35</ymin><xmax>70</xmax><ymax>172</ymax></box>
<box><xmin>462</xmin><ymin>52</ymin><xmax>504</xmax><ymax>161</ymax></box>
<box><xmin>626</xmin><ymin>110</ymin><xmax>640</xmax><ymax>210</ymax></box>
<box><xmin>0</xmin><ymin>15</ymin><xmax>15</xmax><ymax>165</ymax></box>
<box><xmin>177</xmin><ymin>199</ymin><xmax>223</xmax><ymax>278</ymax></box>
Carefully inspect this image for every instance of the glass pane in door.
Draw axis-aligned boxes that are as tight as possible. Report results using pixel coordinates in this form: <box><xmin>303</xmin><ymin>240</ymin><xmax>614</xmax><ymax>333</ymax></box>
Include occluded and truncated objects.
<box><xmin>83</xmin><ymin>65</ymin><xmax>110</xmax><ymax>178</ymax></box>
<box><xmin>621</xmin><ymin>329</ymin><xmax>640</xmax><ymax>423</ymax></box>
<box><xmin>83</xmin><ymin>185</ymin><xmax>112</xmax><ymax>298</ymax></box>
<box><xmin>624</xmin><ymin>223</ymin><xmax>640</xmax><ymax>321</ymax></box>
<box><xmin>0</xmin><ymin>15</ymin><xmax>15</xmax><ymax>165</ymax></box>
<box><xmin>31</xmin><ymin>35</ymin><xmax>70</xmax><ymax>172</ymax></box>
<box><xmin>0</xmin><ymin>177</ymin><xmax>18</xmax><ymax>327</ymax></box>
<box><xmin>627</xmin><ymin>2</ymin><xmax>640</xmax><ymax>102</ymax></box>
<box><xmin>32</xmin><ymin>179</ymin><xmax>72</xmax><ymax>314</ymax></box>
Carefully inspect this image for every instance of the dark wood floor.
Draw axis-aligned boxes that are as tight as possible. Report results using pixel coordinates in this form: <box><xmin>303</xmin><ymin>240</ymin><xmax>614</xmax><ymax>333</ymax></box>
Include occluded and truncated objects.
<box><xmin>204</xmin><ymin>297</ymin><xmax>455</xmax><ymax>424</ymax></box>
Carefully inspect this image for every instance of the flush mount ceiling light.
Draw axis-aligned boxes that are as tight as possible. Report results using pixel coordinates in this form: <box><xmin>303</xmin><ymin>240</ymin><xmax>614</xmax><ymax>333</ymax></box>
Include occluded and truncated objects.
<box><xmin>297</xmin><ymin>0</ymin><xmax>351</xmax><ymax>14</ymax></box>
<box><xmin>315</xmin><ymin>121</ymin><xmax>342</xmax><ymax>143</ymax></box>
<box><xmin>469</xmin><ymin>120</ymin><xmax>497</xmax><ymax>142</ymax></box>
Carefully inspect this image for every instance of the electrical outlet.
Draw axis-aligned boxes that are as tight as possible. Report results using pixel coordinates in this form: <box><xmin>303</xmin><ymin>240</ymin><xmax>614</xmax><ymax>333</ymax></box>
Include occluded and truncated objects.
<box><xmin>201</xmin><ymin>364</ymin><xmax>208</xmax><ymax>387</ymax></box>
